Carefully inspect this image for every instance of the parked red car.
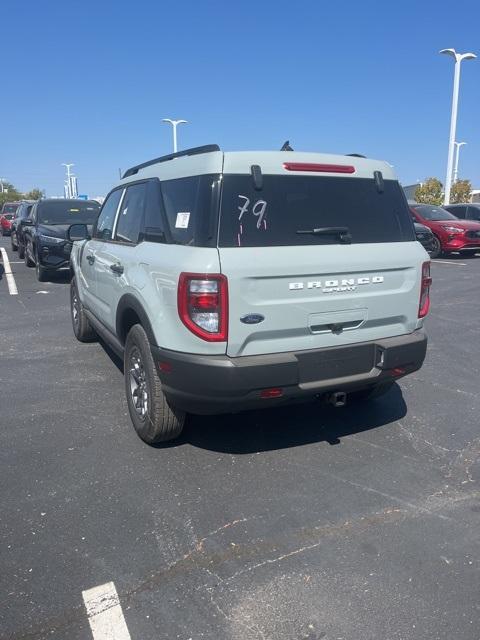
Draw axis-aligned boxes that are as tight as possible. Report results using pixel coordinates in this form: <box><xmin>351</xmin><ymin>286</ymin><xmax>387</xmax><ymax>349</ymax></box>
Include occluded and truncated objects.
<box><xmin>0</xmin><ymin>213</ymin><xmax>16</xmax><ymax>236</ymax></box>
<box><xmin>410</xmin><ymin>203</ymin><xmax>480</xmax><ymax>259</ymax></box>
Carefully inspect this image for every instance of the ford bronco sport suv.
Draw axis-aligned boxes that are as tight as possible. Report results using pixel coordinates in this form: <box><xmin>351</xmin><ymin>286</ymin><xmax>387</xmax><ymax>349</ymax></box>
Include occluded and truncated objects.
<box><xmin>68</xmin><ymin>145</ymin><xmax>430</xmax><ymax>444</ymax></box>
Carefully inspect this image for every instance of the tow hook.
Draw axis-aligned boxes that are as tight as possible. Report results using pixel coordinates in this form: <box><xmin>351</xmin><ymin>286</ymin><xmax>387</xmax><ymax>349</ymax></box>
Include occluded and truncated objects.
<box><xmin>327</xmin><ymin>391</ymin><xmax>347</xmax><ymax>407</ymax></box>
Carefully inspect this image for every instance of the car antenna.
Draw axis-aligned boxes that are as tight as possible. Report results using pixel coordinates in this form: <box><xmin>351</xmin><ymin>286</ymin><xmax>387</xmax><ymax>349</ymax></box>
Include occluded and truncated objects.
<box><xmin>281</xmin><ymin>140</ymin><xmax>294</xmax><ymax>151</ymax></box>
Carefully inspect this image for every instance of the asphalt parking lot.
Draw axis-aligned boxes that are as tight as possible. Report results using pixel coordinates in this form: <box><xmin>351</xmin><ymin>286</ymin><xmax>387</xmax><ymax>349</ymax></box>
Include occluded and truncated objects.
<box><xmin>1</xmin><ymin>237</ymin><xmax>479</xmax><ymax>640</ymax></box>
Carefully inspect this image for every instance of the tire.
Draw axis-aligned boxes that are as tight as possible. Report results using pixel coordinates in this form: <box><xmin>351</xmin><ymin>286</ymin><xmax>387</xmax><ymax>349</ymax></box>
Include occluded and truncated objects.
<box><xmin>70</xmin><ymin>278</ymin><xmax>96</xmax><ymax>342</ymax></box>
<box><xmin>35</xmin><ymin>259</ymin><xmax>48</xmax><ymax>282</ymax></box>
<box><xmin>349</xmin><ymin>381</ymin><xmax>394</xmax><ymax>403</ymax></box>
<box><xmin>428</xmin><ymin>235</ymin><xmax>442</xmax><ymax>259</ymax></box>
<box><xmin>18</xmin><ymin>242</ymin><xmax>25</xmax><ymax>259</ymax></box>
<box><xmin>24</xmin><ymin>241</ymin><xmax>35</xmax><ymax>267</ymax></box>
<box><xmin>124</xmin><ymin>324</ymin><xmax>186</xmax><ymax>444</ymax></box>
<box><xmin>11</xmin><ymin>233</ymin><xmax>18</xmax><ymax>251</ymax></box>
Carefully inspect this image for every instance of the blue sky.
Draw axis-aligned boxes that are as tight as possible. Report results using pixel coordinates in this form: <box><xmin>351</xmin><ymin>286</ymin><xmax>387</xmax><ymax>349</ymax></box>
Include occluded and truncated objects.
<box><xmin>2</xmin><ymin>0</ymin><xmax>480</xmax><ymax>196</ymax></box>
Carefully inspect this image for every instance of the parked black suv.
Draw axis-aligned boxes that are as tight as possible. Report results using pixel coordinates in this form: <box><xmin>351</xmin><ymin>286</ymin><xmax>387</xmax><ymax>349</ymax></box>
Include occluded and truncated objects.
<box><xmin>444</xmin><ymin>203</ymin><xmax>480</xmax><ymax>222</ymax></box>
<box><xmin>413</xmin><ymin>221</ymin><xmax>435</xmax><ymax>254</ymax></box>
<box><xmin>11</xmin><ymin>201</ymin><xmax>36</xmax><ymax>256</ymax></box>
<box><xmin>23</xmin><ymin>199</ymin><xmax>100</xmax><ymax>281</ymax></box>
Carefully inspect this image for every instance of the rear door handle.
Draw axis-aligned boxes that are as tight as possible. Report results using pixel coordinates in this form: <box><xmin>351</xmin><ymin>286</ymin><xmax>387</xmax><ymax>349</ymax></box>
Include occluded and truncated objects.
<box><xmin>110</xmin><ymin>263</ymin><xmax>124</xmax><ymax>275</ymax></box>
<box><xmin>86</xmin><ymin>254</ymin><xmax>95</xmax><ymax>265</ymax></box>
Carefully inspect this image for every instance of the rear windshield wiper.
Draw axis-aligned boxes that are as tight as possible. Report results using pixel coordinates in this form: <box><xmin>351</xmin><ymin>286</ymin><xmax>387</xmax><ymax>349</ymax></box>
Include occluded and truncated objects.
<box><xmin>296</xmin><ymin>226</ymin><xmax>352</xmax><ymax>243</ymax></box>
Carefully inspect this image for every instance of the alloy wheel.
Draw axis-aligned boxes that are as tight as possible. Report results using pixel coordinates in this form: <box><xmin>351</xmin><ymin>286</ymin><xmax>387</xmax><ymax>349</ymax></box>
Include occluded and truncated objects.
<box><xmin>128</xmin><ymin>347</ymin><xmax>149</xmax><ymax>419</ymax></box>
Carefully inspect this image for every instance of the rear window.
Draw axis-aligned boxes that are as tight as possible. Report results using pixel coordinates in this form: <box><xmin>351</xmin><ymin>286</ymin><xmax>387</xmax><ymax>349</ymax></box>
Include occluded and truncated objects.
<box><xmin>38</xmin><ymin>201</ymin><xmax>100</xmax><ymax>225</ymax></box>
<box><xmin>4</xmin><ymin>214</ymin><xmax>15</xmax><ymax>220</ymax></box>
<box><xmin>3</xmin><ymin>205</ymin><xmax>18</xmax><ymax>214</ymax></box>
<box><xmin>218</xmin><ymin>175</ymin><xmax>414</xmax><ymax>247</ymax></box>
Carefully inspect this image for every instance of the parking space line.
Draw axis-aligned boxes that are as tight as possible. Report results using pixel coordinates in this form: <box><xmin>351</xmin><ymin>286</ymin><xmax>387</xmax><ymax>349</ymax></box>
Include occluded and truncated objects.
<box><xmin>431</xmin><ymin>259</ymin><xmax>466</xmax><ymax>266</ymax></box>
<box><xmin>0</xmin><ymin>247</ymin><xmax>19</xmax><ymax>295</ymax></box>
<box><xmin>83</xmin><ymin>582</ymin><xmax>132</xmax><ymax>640</ymax></box>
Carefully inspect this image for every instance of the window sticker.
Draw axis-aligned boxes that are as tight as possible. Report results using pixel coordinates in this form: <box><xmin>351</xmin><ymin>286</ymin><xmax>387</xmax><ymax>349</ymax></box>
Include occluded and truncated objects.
<box><xmin>175</xmin><ymin>212</ymin><xmax>190</xmax><ymax>229</ymax></box>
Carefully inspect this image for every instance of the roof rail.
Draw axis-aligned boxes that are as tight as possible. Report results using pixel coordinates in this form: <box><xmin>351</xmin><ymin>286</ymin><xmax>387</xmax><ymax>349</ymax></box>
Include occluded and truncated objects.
<box><xmin>122</xmin><ymin>144</ymin><xmax>221</xmax><ymax>178</ymax></box>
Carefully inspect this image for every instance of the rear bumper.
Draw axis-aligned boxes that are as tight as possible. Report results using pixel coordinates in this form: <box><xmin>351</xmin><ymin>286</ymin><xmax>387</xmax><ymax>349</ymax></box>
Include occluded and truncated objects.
<box><xmin>152</xmin><ymin>331</ymin><xmax>427</xmax><ymax>415</ymax></box>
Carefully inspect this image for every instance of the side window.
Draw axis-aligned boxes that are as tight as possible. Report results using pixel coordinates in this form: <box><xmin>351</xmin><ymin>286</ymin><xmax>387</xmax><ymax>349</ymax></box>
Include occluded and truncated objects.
<box><xmin>160</xmin><ymin>175</ymin><xmax>217</xmax><ymax>246</ymax></box>
<box><xmin>143</xmin><ymin>181</ymin><xmax>166</xmax><ymax>243</ymax></box>
<box><xmin>115</xmin><ymin>183</ymin><xmax>147</xmax><ymax>244</ymax></box>
<box><xmin>94</xmin><ymin>189</ymin><xmax>123</xmax><ymax>240</ymax></box>
<box><xmin>453</xmin><ymin>206</ymin><xmax>467</xmax><ymax>218</ymax></box>
<box><xmin>468</xmin><ymin>206</ymin><xmax>480</xmax><ymax>221</ymax></box>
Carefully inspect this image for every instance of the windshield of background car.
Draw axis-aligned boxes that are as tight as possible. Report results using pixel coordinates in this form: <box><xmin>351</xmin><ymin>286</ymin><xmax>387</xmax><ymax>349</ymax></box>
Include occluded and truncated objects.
<box><xmin>3</xmin><ymin>205</ymin><xmax>18</xmax><ymax>214</ymax></box>
<box><xmin>218</xmin><ymin>175</ymin><xmax>414</xmax><ymax>247</ymax></box>
<box><xmin>413</xmin><ymin>205</ymin><xmax>458</xmax><ymax>221</ymax></box>
<box><xmin>38</xmin><ymin>201</ymin><xmax>101</xmax><ymax>225</ymax></box>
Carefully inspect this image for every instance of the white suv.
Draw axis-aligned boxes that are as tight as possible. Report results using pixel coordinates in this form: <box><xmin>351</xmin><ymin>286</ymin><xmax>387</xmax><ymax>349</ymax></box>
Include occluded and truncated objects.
<box><xmin>69</xmin><ymin>145</ymin><xmax>430</xmax><ymax>444</ymax></box>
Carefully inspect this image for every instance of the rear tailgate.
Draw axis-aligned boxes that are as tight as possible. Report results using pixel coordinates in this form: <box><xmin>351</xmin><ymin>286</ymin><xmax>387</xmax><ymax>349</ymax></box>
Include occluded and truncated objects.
<box><xmin>217</xmin><ymin>157</ymin><xmax>426</xmax><ymax>358</ymax></box>
<box><xmin>219</xmin><ymin>243</ymin><xmax>425</xmax><ymax>357</ymax></box>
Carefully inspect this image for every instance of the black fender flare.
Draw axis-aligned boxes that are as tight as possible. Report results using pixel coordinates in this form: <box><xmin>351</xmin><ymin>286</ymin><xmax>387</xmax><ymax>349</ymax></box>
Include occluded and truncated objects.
<box><xmin>116</xmin><ymin>294</ymin><xmax>157</xmax><ymax>347</ymax></box>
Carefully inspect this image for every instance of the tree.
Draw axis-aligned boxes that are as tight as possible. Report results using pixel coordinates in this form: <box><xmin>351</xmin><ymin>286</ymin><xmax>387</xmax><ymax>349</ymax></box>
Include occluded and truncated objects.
<box><xmin>0</xmin><ymin>182</ymin><xmax>22</xmax><ymax>207</ymax></box>
<box><xmin>450</xmin><ymin>179</ymin><xmax>471</xmax><ymax>204</ymax></box>
<box><xmin>24</xmin><ymin>188</ymin><xmax>43</xmax><ymax>200</ymax></box>
<box><xmin>414</xmin><ymin>178</ymin><xmax>443</xmax><ymax>205</ymax></box>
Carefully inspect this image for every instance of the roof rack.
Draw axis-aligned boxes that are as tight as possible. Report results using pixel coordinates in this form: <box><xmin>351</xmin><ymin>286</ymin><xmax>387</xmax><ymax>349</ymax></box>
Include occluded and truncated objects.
<box><xmin>122</xmin><ymin>144</ymin><xmax>221</xmax><ymax>178</ymax></box>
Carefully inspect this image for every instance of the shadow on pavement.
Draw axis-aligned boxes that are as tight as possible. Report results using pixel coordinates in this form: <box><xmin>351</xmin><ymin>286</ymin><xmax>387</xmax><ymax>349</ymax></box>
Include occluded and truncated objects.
<box><xmin>0</xmin><ymin>264</ymin><xmax>4</xmax><ymax>280</ymax></box>
<box><xmin>172</xmin><ymin>384</ymin><xmax>407</xmax><ymax>454</ymax></box>
<box><xmin>97</xmin><ymin>332</ymin><xmax>407</xmax><ymax>454</ymax></box>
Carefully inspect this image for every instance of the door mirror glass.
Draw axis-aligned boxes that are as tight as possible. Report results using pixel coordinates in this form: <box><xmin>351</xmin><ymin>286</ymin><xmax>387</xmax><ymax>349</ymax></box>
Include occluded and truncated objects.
<box><xmin>68</xmin><ymin>223</ymin><xmax>90</xmax><ymax>242</ymax></box>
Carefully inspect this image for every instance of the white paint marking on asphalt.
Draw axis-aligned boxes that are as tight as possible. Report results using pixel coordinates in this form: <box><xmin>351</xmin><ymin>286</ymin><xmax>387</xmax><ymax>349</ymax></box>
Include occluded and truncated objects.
<box><xmin>82</xmin><ymin>582</ymin><xmax>132</xmax><ymax>640</ymax></box>
<box><xmin>0</xmin><ymin>247</ymin><xmax>18</xmax><ymax>295</ymax></box>
<box><xmin>431</xmin><ymin>259</ymin><xmax>466</xmax><ymax>266</ymax></box>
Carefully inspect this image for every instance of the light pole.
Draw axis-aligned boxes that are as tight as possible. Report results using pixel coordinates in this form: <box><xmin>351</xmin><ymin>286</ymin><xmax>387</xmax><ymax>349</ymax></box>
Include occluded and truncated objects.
<box><xmin>440</xmin><ymin>48</ymin><xmax>476</xmax><ymax>205</ymax></box>
<box><xmin>162</xmin><ymin>119</ymin><xmax>188</xmax><ymax>153</ymax></box>
<box><xmin>62</xmin><ymin>163</ymin><xmax>74</xmax><ymax>198</ymax></box>
<box><xmin>453</xmin><ymin>141</ymin><xmax>466</xmax><ymax>184</ymax></box>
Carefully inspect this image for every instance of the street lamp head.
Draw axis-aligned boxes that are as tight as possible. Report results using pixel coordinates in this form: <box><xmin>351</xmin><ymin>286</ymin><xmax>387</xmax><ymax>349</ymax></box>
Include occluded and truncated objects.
<box><xmin>439</xmin><ymin>48</ymin><xmax>476</xmax><ymax>62</ymax></box>
<box><xmin>439</xmin><ymin>48</ymin><xmax>457</xmax><ymax>58</ymax></box>
<box><xmin>163</xmin><ymin>118</ymin><xmax>188</xmax><ymax>125</ymax></box>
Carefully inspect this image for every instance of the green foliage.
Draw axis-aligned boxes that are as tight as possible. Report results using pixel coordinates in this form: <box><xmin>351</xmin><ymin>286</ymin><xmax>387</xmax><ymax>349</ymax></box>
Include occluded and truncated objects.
<box><xmin>0</xmin><ymin>182</ymin><xmax>22</xmax><ymax>207</ymax></box>
<box><xmin>414</xmin><ymin>178</ymin><xmax>443</xmax><ymax>205</ymax></box>
<box><xmin>450</xmin><ymin>179</ymin><xmax>471</xmax><ymax>204</ymax></box>
<box><xmin>0</xmin><ymin>183</ymin><xmax>45</xmax><ymax>208</ymax></box>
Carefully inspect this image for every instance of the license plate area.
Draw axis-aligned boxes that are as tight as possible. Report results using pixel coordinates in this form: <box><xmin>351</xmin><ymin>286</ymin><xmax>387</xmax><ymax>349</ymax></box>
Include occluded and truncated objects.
<box><xmin>297</xmin><ymin>343</ymin><xmax>376</xmax><ymax>383</ymax></box>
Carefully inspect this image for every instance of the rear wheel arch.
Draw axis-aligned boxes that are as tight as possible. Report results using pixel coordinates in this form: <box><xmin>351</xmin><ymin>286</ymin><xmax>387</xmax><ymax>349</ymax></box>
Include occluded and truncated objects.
<box><xmin>116</xmin><ymin>295</ymin><xmax>157</xmax><ymax>347</ymax></box>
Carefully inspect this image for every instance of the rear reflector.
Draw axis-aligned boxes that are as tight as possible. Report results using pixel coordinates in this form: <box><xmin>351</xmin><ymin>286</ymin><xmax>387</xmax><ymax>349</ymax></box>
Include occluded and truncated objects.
<box><xmin>260</xmin><ymin>388</ymin><xmax>284</xmax><ymax>399</ymax></box>
<box><xmin>390</xmin><ymin>367</ymin><xmax>406</xmax><ymax>377</ymax></box>
<box><xmin>283</xmin><ymin>162</ymin><xmax>355</xmax><ymax>174</ymax></box>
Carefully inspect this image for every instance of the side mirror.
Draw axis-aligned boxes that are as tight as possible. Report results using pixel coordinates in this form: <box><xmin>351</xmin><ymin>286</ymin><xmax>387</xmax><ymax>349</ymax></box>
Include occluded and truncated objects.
<box><xmin>68</xmin><ymin>223</ymin><xmax>90</xmax><ymax>242</ymax></box>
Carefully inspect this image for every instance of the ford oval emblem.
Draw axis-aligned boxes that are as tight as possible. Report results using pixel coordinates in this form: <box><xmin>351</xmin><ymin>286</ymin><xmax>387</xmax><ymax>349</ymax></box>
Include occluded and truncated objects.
<box><xmin>240</xmin><ymin>313</ymin><xmax>265</xmax><ymax>324</ymax></box>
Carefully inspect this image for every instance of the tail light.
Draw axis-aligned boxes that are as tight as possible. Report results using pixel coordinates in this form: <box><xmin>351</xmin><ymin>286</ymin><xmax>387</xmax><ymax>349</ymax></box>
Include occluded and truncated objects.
<box><xmin>178</xmin><ymin>273</ymin><xmax>228</xmax><ymax>342</ymax></box>
<box><xmin>418</xmin><ymin>261</ymin><xmax>432</xmax><ymax>318</ymax></box>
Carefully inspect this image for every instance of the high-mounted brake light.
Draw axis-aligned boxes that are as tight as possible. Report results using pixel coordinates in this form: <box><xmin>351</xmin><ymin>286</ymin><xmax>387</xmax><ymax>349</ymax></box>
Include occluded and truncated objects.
<box><xmin>418</xmin><ymin>261</ymin><xmax>432</xmax><ymax>318</ymax></box>
<box><xmin>283</xmin><ymin>162</ymin><xmax>355</xmax><ymax>174</ymax></box>
<box><xmin>178</xmin><ymin>273</ymin><xmax>228</xmax><ymax>342</ymax></box>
